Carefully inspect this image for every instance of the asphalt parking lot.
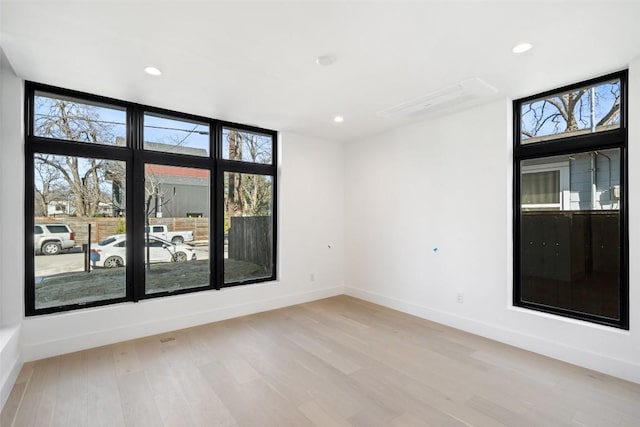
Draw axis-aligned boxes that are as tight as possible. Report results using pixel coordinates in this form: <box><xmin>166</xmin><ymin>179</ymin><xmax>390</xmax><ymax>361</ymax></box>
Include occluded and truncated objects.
<box><xmin>35</xmin><ymin>246</ymin><xmax>210</xmax><ymax>277</ymax></box>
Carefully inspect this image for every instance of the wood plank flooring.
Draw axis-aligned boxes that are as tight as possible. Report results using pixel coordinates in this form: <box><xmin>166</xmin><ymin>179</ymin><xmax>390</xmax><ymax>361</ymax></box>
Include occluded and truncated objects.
<box><xmin>2</xmin><ymin>295</ymin><xmax>640</xmax><ymax>426</ymax></box>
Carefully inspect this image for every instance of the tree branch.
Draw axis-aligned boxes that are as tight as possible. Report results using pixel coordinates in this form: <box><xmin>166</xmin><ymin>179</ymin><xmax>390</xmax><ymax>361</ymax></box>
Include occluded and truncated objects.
<box><xmin>596</xmin><ymin>97</ymin><xmax>620</xmax><ymax>127</ymax></box>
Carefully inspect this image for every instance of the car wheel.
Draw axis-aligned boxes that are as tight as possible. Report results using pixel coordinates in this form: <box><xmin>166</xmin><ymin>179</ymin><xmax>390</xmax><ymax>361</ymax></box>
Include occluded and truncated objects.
<box><xmin>171</xmin><ymin>236</ymin><xmax>184</xmax><ymax>244</ymax></box>
<box><xmin>42</xmin><ymin>241</ymin><xmax>61</xmax><ymax>255</ymax></box>
<box><xmin>103</xmin><ymin>256</ymin><xmax>124</xmax><ymax>268</ymax></box>
<box><xmin>173</xmin><ymin>252</ymin><xmax>188</xmax><ymax>262</ymax></box>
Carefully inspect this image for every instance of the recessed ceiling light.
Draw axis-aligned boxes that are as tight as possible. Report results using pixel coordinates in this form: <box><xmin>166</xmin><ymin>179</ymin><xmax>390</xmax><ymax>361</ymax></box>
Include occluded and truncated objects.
<box><xmin>512</xmin><ymin>42</ymin><xmax>533</xmax><ymax>54</ymax></box>
<box><xmin>334</xmin><ymin>116</ymin><xmax>344</xmax><ymax>123</ymax></box>
<box><xmin>316</xmin><ymin>55</ymin><xmax>336</xmax><ymax>66</ymax></box>
<box><xmin>144</xmin><ymin>66</ymin><xmax>162</xmax><ymax>76</ymax></box>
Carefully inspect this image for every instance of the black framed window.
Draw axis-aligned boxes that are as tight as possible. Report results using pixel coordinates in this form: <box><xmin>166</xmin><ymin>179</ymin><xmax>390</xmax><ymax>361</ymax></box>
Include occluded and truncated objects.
<box><xmin>218</xmin><ymin>127</ymin><xmax>277</xmax><ymax>287</ymax></box>
<box><xmin>25</xmin><ymin>82</ymin><xmax>277</xmax><ymax>316</ymax></box>
<box><xmin>513</xmin><ymin>71</ymin><xmax>628</xmax><ymax>329</ymax></box>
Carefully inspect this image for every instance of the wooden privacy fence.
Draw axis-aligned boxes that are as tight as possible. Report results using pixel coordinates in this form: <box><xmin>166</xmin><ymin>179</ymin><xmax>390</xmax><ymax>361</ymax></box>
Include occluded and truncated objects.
<box><xmin>34</xmin><ymin>217</ymin><xmax>210</xmax><ymax>244</ymax></box>
<box><xmin>521</xmin><ymin>210</ymin><xmax>619</xmax><ymax>282</ymax></box>
<box><xmin>229</xmin><ymin>216</ymin><xmax>272</xmax><ymax>267</ymax></box>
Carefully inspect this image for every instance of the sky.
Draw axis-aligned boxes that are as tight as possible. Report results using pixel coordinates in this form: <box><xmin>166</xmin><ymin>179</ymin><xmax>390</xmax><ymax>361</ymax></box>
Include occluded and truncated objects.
<box><xmin>33</xmin><ymin>92</ymin><xmax>273</xmax><ymax>164</ymax></box>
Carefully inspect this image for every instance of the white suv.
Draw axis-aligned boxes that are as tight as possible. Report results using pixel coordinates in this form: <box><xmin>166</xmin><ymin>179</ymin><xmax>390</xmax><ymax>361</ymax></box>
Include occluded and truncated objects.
<box><xmin>34</xmin><ymin>223</ymin><xmax>76</xmax><ymax>255</ymax></box>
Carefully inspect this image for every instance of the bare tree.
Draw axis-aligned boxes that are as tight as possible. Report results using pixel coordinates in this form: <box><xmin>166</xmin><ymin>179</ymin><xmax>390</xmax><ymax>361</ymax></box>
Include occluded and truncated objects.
<box><xmin>144</xmin><ymin>171</ymin><xmax>170</xmax><ymax>219</ymax></box>
<box><xmin>227</xmin><ymin>130</ymin><xmax>244</xmax><ymax>220</ymax></box>
<box><xmin>33</xmin><ymin>97</ymin><xmax>123</xmax><ymax>217</ymax></box>
<box><xmin>521</xmin><ymin>80</ymin><xmax>620</xmax><ymax>139</ymax></box>
<box><xmin>35</xmin><ymin>96</ymin><xmax>116</xmax><ymax>143</ymax></box>
<box><xmin>34</xmin><ymin>155</ymin><xmax>65</xmax><ymax>216</ymax></box>
<box><xmin>225</xmin><ymin>129</ymin><xmax>273</xmax><ymax>221</ymax></box>
<box><xmin>242</xmin><ymin>174</ymin><xmax>272</xmax><ymax>216</ymax></box>
<box><xmin>34</xmin><ymin>154</ymin><xmax>114</xmax><ymax>217</ymax></box>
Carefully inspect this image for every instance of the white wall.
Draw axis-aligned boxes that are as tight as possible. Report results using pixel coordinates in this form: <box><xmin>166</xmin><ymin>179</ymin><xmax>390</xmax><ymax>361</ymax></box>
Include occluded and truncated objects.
<box><xmin>2</xmin><ymin>57</ymin><xmax>638</xmax><ymax>413</ymax></box>
<box><xmin>345</xmin><ymin>64</ymin><xmax>640</xmax><ymax>383</ymax></box>
<box><xmin>0</xmin><ymin>47</ymin><xmax>24</xmax><ymax>411</ymax></box>
<box><xmin>0</xmin><ymin>116</ymin><xmax>344</xmax><ymax>360</ymax></box>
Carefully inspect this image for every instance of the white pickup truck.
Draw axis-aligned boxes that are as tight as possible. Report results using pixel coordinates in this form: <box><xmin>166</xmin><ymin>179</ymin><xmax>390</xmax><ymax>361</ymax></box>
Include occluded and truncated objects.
<box><xmin>145</xmin><ymin>225</ymin><xmax>194</xmax><ymax>244</ymax></box>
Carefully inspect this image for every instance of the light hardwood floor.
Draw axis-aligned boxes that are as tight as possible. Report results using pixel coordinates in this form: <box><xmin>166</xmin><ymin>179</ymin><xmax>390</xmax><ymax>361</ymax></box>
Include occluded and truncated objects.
<box><xmin>2</xmin><ymin>295</ymin><xmax>640</xmax><ymax>426</ymax></box>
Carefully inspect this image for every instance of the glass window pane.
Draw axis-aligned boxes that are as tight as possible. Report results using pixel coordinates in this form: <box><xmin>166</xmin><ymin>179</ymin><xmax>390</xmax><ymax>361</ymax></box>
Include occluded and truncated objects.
<box><xmin>521</xmin><ymin>150</ymin><xmax>620</xmax><ymax>212</ymax></box>
<box><xmin>144</xmin><ymin>113</ymin><xmax>210</xmax><ymax>156</ymax></box>
<box><xmin>224</xmin><ymin>172</ymin><xmax>273</xmax><ymax>283</ymax></box>
<box><xmin>222</xmin><ymin>127</ymin><xmax>273</xmax><ymax>164</ymax></box>
<box><xmin>34</xmin><ymin>92</ymin><xmax>127</xmax><ymax>146</ymax></box>
<box><xmin>522</xmin><ymin>171</ymin><xmax>560</xmax><ymax>205</ymax></box>
<box><xmin>520</xmin><ymin>79</ymin><xmax>620</xmax><ymax>144</ymax></box>
<box><xmin>33</xmin><ymin>155</ymin><xmax>126</xmax><ymax>309</ymax></box>
<box><xmin>519</xmin><ymin>149</ymin><xmax>621</xmax><ymax>319</ymax></box>
<box><xmin>144</xmin><ymin>164</ymin><xmax>210</xmax><ymax>294</ymax></box>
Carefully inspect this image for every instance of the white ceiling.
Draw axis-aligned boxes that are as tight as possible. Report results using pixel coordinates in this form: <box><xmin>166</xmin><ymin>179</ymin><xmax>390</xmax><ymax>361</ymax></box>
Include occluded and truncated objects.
<box><xmin>2</xmin><ymin>0</ymin><xmax>640</xmax><ymax>142</ymax></box>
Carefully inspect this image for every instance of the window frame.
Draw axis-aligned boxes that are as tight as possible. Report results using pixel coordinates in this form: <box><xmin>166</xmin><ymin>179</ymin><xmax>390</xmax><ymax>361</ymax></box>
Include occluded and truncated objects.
<box><xmin>216</xmin><ymin>121</ymin><xmax>278</xmax><ymax>289</ymax></box>
<box><xmin>513</xmin><ymin>70</ymin><xmax>629</xmax><ymax>329</ymax></box>
<box><xmin>24</xmin><ymin>82</ymin><xmax>278</xmax><ymax>316</ymax></box>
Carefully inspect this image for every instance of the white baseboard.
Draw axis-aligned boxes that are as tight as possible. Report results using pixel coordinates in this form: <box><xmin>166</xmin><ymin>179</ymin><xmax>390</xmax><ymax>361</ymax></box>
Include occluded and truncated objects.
<box><xmin>21</xmin><ymin>285</ymin><xmax>345</xmax><ymax>362</ymax></box>
<box><xmin>345</xmin><ymin>285</ymin><xmax>640</xmax><ymax>384</ymax></box>
<box><xmin>17</xmin><ymin>284</ymin><xmax>640</xmax><ymax>388</ymax></box>
<box><xmin>0</xmin><ymin>325</ymin><xmax>22</xmax><ymax>413</ymax></box>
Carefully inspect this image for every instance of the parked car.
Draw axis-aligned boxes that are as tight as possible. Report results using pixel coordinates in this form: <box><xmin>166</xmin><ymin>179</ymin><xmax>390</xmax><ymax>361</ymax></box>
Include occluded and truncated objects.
<box><xmin>34</xmin><ymin>223</ymin><xmax>76</xmax><ymax>255</ymax></box>
<box><xmin>144</xmin><ymin>225</ymin><xmax>194</xmax><ymax>244</ymax></box>
<box><xmin>90</xmin><ymin>234</ymin><xmax>196</xmax><ymax>268</ymax></box>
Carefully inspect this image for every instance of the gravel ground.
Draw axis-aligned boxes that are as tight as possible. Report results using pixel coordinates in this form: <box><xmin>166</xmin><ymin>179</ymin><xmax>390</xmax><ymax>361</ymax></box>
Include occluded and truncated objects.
<box><xmin>35</xmin><ymin>259</ymin><xmax>269</xmax><ymax>309</ymax></box>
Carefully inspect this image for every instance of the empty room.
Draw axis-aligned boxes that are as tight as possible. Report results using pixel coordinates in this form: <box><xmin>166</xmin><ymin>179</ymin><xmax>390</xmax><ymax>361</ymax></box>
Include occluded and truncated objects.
<box><xmin>1</xmin><ymin>1</ymin><xmax>640</xmax><ymax>426</ymax></box>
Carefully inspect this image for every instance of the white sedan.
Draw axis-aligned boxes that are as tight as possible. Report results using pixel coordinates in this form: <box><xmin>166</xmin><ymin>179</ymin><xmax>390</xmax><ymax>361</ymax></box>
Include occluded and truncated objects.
<box><xmin>90</xmin><ymin>234</ymin><xmax>197</xmax><ymax>268</ymax></box>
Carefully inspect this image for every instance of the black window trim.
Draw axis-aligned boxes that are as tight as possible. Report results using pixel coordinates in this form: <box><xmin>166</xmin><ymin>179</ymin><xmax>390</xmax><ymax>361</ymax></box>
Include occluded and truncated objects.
<box><xmin>513</xmin><ymin>70</ymin><xmax>629</xmax><ymax>329</ymax></box>
<box><xmin>24</xmin><ymin>81</ymin><xmax>278</xmax><ymax>316</ymax></box>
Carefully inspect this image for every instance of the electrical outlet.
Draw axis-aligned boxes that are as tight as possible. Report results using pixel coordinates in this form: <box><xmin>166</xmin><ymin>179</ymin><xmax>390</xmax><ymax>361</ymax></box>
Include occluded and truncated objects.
<box><xmin>310</xmin><ymin>273</ymin><xmax>315</xmax><ymax>282</ymax></box>
<box><xmin>456</xmin><ymin>293</ymin><xmax>464</xmax><ymax>304</ymax></box>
